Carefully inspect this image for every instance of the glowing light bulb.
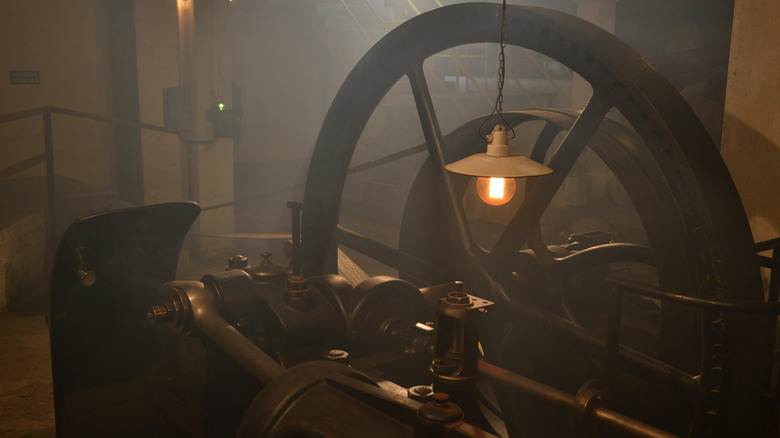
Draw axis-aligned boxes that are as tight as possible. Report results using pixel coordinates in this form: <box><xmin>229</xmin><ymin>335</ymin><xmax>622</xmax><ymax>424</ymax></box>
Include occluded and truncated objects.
<box><xmin>476</xmin><ymin>177</ymin><xmax>516</xmax><ymax>206</ymax></box>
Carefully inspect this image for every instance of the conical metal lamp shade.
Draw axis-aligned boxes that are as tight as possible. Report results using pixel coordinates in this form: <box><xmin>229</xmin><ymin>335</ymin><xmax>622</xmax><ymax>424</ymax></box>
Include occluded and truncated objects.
<box><xmin>445</xmin><ymin>153</ymin><xmax>552</xmax><ymax>177</ymax></box>
<box><xmin>445</xmin><ymin>124</ymin><xmax>553</xmax><ymax>178</ymax></box>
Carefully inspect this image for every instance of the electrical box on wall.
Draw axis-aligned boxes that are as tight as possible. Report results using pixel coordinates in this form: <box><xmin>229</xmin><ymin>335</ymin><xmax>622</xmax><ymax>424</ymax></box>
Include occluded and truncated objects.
<box><xmin>206</xmin><ymin>103</ymin><xmax>234</xmax><ymax>138</ymax></box>
<box><xmin>163</xmin><ymin>85</ymin><xmax>242</xmax><ymax>141</ymax></box>
<box><xmin>204</xmin><ymin>84</ymin><xmax>243</xmax><ymax>141</ymax></box>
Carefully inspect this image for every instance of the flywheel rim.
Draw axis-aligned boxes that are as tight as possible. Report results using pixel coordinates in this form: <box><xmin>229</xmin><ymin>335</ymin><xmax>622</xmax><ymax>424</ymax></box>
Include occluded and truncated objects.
<box><xmin>302</xmin><ymin>3</ymin><xmax>769</xmax><ymax>436</ymax></box>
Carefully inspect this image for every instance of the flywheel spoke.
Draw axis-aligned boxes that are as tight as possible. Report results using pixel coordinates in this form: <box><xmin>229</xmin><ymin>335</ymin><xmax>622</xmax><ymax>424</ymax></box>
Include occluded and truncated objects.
<box><xmin>527</xmin><ymin>122</ymin><xmax>565</xmax><ymax>250</ymax></box>
<box><xmin>491</xmin><ymin>93</ymin><xmax>613</xmax><ymax>258</ymax></box>
<box><xmin>408</xmin><ymin>65</ymin><xmax>476</xmax><ymax>260</ymax></box>
<box><xmin>529</xmin><ymin>120</ymin><xmax>564</xmax><ymax>162</ymax></box>
<box><xmin>546</xmin><ymin>243</ymin><xmax>655</xmax><ymax>277</ymax></box>
<box><xmin>336</xmin><ymin>225</ymin><xmax>447</xmax><ymax>284</ymax></box>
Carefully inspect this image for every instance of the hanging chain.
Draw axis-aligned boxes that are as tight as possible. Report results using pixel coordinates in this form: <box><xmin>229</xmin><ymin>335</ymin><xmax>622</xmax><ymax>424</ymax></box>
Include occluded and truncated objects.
<box><xmin>496</xmin><ymin>0</ymin><xmax>507</xmax><ymax>128</ymax></box>
<box><xmin>480</xmin><ymin>0</ymin><xmax>515</xmax><ymax>140</ymax></box>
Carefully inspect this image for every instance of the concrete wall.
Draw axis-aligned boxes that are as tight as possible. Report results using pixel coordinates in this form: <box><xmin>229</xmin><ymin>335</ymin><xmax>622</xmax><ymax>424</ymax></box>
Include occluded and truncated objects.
<box><xmin>0</xmin><ymin>211</ymin><xmax>45</xmax><ymax>309</ymax></box>
<box><xmin>0</xmin><ymin>0</ymin><xmax>114</xmax><ymax>310</ymax></box>
<box><xmin>135</xmin><ymin>0</ymin><xmax>184</xmax><ymax>205</ymax></box>
<box><xmin>182</xmin><ymin>0</ymin><xmax>236</xmax><ymax>260</ymax></box>
<box><xmin>722</xmin><ymin>0</ymin><xmax>780</xmax><ymax>247</ymax></box>
<box><xmin>0</xmin><ymin>0</ymin><xmax>240</xmax><ymax>311</ymax></box>
<box><xmin>0</xmin><ymin>0</ymin><xmax>114</xmax><ymax>188</ymax></box>
<box><xmin>0</xmin><ymin>0</ymin><xmax>195</xmax><ymax>205</ymax></box>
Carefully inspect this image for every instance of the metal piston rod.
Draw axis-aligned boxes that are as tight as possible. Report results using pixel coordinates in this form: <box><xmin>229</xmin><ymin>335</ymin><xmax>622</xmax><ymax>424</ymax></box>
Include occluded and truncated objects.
<box><xmin>478</xmin><ymin>360</ymin><xmax>678</xmax><ymax>438</ymax></box>
<box><xmin>147</xmin><ymin>280</ymin><xmax>284</xmax><ymax>385</ymax></box>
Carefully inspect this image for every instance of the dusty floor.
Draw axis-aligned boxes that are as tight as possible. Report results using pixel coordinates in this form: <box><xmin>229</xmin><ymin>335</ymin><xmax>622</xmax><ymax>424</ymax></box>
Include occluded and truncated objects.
<box><xmin>0</xmin><ymin>288</ymin><xmax>55</xmax><ymax>438</ymax></box>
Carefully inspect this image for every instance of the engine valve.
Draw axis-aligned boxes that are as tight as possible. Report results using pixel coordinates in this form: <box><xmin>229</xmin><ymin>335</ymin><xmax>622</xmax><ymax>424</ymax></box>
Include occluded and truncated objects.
<box><xmin>430</xmin><ymin>281</ymin><xmax>493</xmax><ymax>387</ymax></box>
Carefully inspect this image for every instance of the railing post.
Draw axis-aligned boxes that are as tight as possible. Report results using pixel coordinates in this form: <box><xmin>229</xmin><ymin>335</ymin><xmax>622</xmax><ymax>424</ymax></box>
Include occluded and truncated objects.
<box><xmin>43</xmin><ymin>111</ymin><xmax>57</xmax><ymax>254</ymax></box>
<box><xmin>768</xmin><ymin>246</ymin><xmax>780</xmax><ymax>407</ymax></box>
<box><xmin>606</xmin><ymin>285</ymin><xmax>623</xmax><ymax>398</ymax></box>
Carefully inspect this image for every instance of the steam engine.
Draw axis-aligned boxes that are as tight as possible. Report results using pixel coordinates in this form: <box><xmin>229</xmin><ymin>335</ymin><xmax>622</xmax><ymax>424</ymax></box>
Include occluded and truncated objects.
<box><xmin>48</xmin><ymin>3</ymin><xmax>778</xmax><ymax>437</ymax></box>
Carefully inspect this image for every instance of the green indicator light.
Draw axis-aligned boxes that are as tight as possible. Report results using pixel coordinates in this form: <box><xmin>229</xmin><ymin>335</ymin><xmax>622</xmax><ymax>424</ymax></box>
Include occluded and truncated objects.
<box><xmin>218</xmin><ymin>103</ymin><xmax>225</xmax><ymax>110</ymax></box>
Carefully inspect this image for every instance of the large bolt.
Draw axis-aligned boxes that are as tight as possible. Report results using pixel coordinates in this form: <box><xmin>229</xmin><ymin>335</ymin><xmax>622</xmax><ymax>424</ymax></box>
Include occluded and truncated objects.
<box><xmin>76</xmin><ymin>267</ymin><xmax>96</xmax><ymax>287</ymax></box>
<box><xmin>417</xmin><ymin>392</ymin><xmax>464</xmax><ymax>424</ymax></box>
<box><xmin>146</xmin><ymin>296</ymin><xmax>181</xmax><ymax>325</ymax></box>
<box><xmin>74</xmin><ymin>247</ymin><xmax>96</xmax><ymax>286</ymax></box>
<box><xmin>226</xmin><ymin>254</ymin><xmax>248</xmax><ymax>270</ymax></box>
<box><xmin>408</xmin><ymin>385</ymin><xmax>433</xmax><ymax>402</ymax></box>
<box><xmin>146</xmin><ymin>304</ymin><xmax>171</xmax><ymax>324</ymax></box>
<box><xmin>324</xmin><ymin>349</ymin><xmax>350</xmax><ymax>364</ymax></box>
<box><xmin>433</xmin><ymin>392</ymin><xmax>449</xmax><ymax>405</ymax></box>
<box><xmin>445</xmin><ymin>281</ymin><xmax>471</xmax><ymax>306</ymax></box>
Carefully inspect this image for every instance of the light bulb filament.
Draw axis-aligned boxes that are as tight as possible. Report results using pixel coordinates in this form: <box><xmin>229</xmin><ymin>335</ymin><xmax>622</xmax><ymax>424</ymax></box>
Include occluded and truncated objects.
<box><xmin>476</xmin><ymin>176</ymin><xmax>516</xmax><ymax>206</ymax></box>
<box><xmin>489</xmin><ymin>177</ymin><xmax>505</xmax><ymax>199</ymax></box>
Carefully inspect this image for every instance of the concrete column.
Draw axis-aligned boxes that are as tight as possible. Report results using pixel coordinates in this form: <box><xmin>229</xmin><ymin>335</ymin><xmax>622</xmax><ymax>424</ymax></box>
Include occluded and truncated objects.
<box><xmin>177</xmin><ymin>0</ymin><xmax>235</xmax><ymax>256</ymax></box>
<box><xmin>107</xmin><ymin>0</ymin><xmax>144</xmax><ymax>205</ymax></box>
<box><xmin>134</xmin><ymin>0</ymin><xmax>182</xmax><ymax>205</ymax></box>
<box><xmin>721</xmin><ymin>0</ymin><xmax>780</xmax><ymax>247</ymax></box>
<box><xmin>571</xmin><ymin>0</ymin><xmax>619</xmax><ymax>109</ymax></box>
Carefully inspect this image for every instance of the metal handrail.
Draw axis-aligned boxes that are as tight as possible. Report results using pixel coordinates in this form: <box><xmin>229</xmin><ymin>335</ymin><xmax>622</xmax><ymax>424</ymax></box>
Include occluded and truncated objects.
<box><xmin>0</xmin><ymin>153</ymin><xmax>46</xmax><ymax>181</ymax></box>
<box><xmin>0</xmin><ymin>106</ymin><xmax>189</xmax><ymax>252</ymax></box>
<box><xmin>0</xmin><ymin>105</ymin><xmax>187</xmax><ymax>182</ymax></box>
<box><xmin>0</xmin><ymin>105</ymin><xmax>217</xmax><ymax>146</ymax></box>
<box><xmin>606</xmin><ymin>276</ymin><xmax>780</xmax><ymax>315</ymax></box>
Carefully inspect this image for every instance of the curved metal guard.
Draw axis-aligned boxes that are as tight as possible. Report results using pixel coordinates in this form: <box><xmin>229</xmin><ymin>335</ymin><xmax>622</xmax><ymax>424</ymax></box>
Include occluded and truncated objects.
<box><xmin>49</xmin><ymin>202</ymin><xmax>200</xmax><ymax>435</ymax></box>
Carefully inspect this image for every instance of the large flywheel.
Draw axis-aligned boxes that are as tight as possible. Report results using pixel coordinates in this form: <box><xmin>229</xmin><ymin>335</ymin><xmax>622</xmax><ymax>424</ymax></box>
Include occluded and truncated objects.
<box><xmin>302</xmin><ymin>3</ymin><xmax>771</xmax><ymax>436</ymax></box>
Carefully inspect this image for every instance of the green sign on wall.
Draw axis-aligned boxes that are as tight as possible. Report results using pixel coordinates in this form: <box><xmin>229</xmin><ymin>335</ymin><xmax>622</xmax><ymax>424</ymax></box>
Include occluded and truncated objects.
<box><xmin>9</xmin><ymin>70</ymin><xmax>40</xmax><ymax>85</ymax></box>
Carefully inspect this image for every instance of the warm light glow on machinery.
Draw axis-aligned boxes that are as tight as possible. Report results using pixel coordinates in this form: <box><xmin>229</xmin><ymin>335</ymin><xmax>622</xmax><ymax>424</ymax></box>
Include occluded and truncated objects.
<box><xmin>446</xmin><ymin>124</ymin><xmax>550</xmax><ymax>205</ymax></box>
<box><xmin>46</xmin><ymin>2</ymin><xmax>777</xmax><ymax>437</ymax></box>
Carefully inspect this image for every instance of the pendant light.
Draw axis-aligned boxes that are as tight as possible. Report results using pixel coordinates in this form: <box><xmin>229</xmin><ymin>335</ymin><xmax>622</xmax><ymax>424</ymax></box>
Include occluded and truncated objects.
<box><xmin>445</xmin><ymin>0</ymin><xmax>552</xmax><ymax>206</ymax></box>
